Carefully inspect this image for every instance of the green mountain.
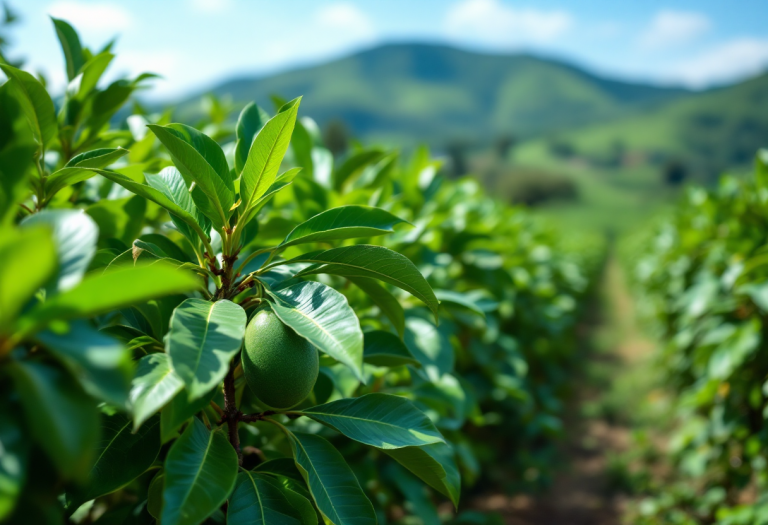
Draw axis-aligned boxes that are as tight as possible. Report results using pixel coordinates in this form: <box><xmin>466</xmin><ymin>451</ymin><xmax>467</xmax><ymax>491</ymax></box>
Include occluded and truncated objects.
<box><xmin>183</xmin><ymin>43</ymin><xmax>690</xmax><ymax>145</ymax></box>
<box><xmin>542</xmin><ymin>72</ymin><xmax>768</xmax><ymax>178</ymax></box>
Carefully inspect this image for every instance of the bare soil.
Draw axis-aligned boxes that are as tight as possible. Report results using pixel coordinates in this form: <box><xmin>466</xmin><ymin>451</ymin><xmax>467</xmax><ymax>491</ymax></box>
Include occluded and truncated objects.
<box><xmin>470</xmin><ymin>256</ymin><xmax>655</xmax><ymax>525</ymax></box>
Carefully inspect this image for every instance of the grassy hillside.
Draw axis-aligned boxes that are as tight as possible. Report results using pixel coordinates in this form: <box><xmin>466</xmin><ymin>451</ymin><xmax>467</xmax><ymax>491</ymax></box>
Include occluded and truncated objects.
<box><xmin>180</xmin><ymin>43</ymin><xmax>688</xmax><ymax>146</ymax></box>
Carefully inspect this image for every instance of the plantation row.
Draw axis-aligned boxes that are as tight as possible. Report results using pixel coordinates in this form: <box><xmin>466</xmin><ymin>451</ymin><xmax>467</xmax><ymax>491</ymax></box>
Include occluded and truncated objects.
<box><xmin>633</xmin><ymin>153</ymin><xmax>768</xmax><ymax>524</ymax></box>
<box><xmin>0</xmin><ymin>18</ymin><xmax>601</xmax><ymax>525</ymax></box>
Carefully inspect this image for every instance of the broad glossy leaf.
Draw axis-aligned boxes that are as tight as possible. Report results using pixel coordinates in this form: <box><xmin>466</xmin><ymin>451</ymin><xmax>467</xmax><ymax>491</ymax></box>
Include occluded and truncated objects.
<box><xmin>96</xmin><ymin>168</ymin><xmax>209</xmax><ymax>244</ymax></box>
<box><xmin>21</xmin><ymin>210</ymin><xmax>97</xmax><ymax>292</ymax></box>
<box><xmin>301</xmin><ymin>393</ymin><xmax>443</xmax><ymax>449</ymax></box>
<box><xmin>36</xmin><ymin>321</ymin><xmax>132</xmax><ymax>406</ymax></box>
<box><xmin>161</xmin><ymin>387</ymin><xmax>217</xmax><ymax>443</ymax></box>
<box><xmin>267</xmin><ymin>281</ymin><xmax>364</xmax><ymax>382</ymax></box>
<box><xmin>239</xmin><ymin>169</ymin><xmax>300</xmax><ymax>227</ymax></box>
<box><xmin>146</xmin><ymin>166</ymin><xmax>212</xmax><ymax>245</ymax></box>
<box><xmin>10</xmin><ymin>360</ymin><xmax>99</xmax><ymax>482</ymax></box>
<box><xmin>73</xmin><ymin>413</ymin><xmax>160</xmax><ymax>504</ymax></box>
<box><xmin>162</xmin><ymin>418</ymin><xmax>238</xmax><ymax>525</ymax></box>
<box><xmin>363</xmin><ymin>330</ymin><xmax>419</xmax><ymax>367</ymax></box>
<box><xmin>0</xmin><ymin>408</ymin><xmax>27</xmax><ymax>520</ymax></box>
<box><xmin>51</xmin><ymin>17</ymin><xmax>84</xmax><ymax>81</ymax></box>
<box><xmin>383</xmin><ymin>443</ymin><xmax>460</xmax><ymax>507</ymax></box>
<box><xmin>273</xmin><ymin>477</ymin><xmax>318</xmax><ymax>525</ymax></box>
<box><xmin>286</xmin><ymin>431</ymin><xmax>376</xmax><ymax>525</ymax></box>
<box><xmin>241</xmin><ymin>98</ymin><xmax>300</xmax><ymax>214</ymax></box>
<box><xmin>67</xmin><ymin>147</ymin><xmax>127</xmax><ymax>169</ymax></box>
<box><xmin>0</xmin><ymin>226</ymin><xmax>55</xmax><ymax>331</ymax></box>
<box><xmin>405</xmin><ymin>317</ymin><xmax>453</xmax><ymax>380</ymax></box>
<box><xmin>18</xmin><ymin>263</ymin><xmax>200</xmax><ymax>336</ymax></box>
<box><xmin>129</xmin><ymin>353</ymin><xmax>184</xmax><ymax>430</ymax></box>
<box><xmin>281</xmin><ymin>206</ymin><xmax>408</xmax><ymax>248</ymax></box>
<box><xmin>235</xmin><ymin>102</ymin><xmax>270</xmax><ymax>175</ymax></box>
<box><xmin>0</xmin><ymin>64</ymin><xmax>57</xmax><ymax>148</ymax></box>
<box><xmin>291</xmin><ymin>245</ymin><xmax>439</xmax><ymax>320</ymax></box>
<box><xmin>148</xmin><ymin>124</ymin><xmax>234</xmax><ymax>228</ymax></box>
<box><xmin>167</xmin><ymin>298</ymin><xmax>246</xmax><ymax>400</ymax></box>
<box><xmin>227</xmin><ymin>471</ymin><xmax>305</xmax><ymax>525</ymax></box>
<box><xmin>253</xmin><ymin>458</ymin><xmax>302</xmax><ymax>481</ymax></box>
<box><xmin>348</xmin><ymin>277</ymin><xmax>405</xmax><ymax>338</ymax></box>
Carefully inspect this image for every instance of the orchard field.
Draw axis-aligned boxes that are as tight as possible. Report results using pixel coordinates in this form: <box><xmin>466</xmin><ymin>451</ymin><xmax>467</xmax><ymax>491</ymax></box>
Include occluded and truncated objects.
<box><xmin>1</xmin><ymin>11</ymin><xmax>767</xmax><ymax>525</ymax></box>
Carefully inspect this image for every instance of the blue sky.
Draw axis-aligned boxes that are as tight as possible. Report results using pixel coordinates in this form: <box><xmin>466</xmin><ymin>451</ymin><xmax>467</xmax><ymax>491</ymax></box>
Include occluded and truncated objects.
<box><xmin>6</xmin><ymin>0</ymin><xmax>768</xmax><ymax>99</ymax></box>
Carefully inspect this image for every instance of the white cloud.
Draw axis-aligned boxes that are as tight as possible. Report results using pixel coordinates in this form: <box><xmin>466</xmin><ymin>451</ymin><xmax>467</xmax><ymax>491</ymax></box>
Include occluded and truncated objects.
<box><xmin>640</xmin><ymin>10</ymin><xmax>710</xmax><ymax>50</ymax></box>
<box><xmin>316</xmin><ymin>3</ymin><xmax>375</xmax><ymax>40</ymax></box>
<box><xmin>47</xmin><ymin>1</ymin><xmax>134</xmax><ymax>33</ymax></box>
<box><xmin>667</xmin><ymin>38</ymin><xmax>768</xmax><ymax>87</ymax></box>
<box><xmin>190</xmin><ymin>0</ymin><xmax>233</xmax><ymax>14</ymax></box>
<box><xmin>444</xmin><ymin>0</ymin><xmax>572</xmax><ymax>46</ymax></box>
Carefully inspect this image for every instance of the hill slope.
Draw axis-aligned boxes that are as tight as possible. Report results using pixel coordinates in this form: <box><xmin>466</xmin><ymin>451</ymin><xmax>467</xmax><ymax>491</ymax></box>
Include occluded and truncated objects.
<box><xmin>181</xmin><ymin>43</ymin><xmax>689</xmax><ymax>145</ymax></box>
<box><xmin>519</xmin><ymin>72</ymin><xmax>768</xmax><ymax>178</ymax></box>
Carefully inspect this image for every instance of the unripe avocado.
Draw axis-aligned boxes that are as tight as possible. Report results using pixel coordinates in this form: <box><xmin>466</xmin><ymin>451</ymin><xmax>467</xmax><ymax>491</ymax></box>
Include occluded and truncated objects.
<box><xmin>242</xmin><ymin>306</ymin><xmax>319</xmax><ymax>410</ymax></box>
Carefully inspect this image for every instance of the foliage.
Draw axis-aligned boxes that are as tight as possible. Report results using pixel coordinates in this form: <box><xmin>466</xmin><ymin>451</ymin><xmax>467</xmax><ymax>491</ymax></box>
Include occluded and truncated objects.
<box><xmin>631</xmin><ymin>151</ymin><xmax>768</xmax><ymax>523</ymax></box>
<box><xmin>0</xmin><ymin>17</ymin><xmax>600</xmax><ymax>525</ymax></box>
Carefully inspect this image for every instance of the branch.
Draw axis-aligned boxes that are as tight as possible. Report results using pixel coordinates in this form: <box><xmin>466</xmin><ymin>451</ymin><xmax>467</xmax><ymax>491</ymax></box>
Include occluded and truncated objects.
<box><xmin>222</xmin><ymin>362</ymin><xmax>242</xmax><ymax>465</ymax></box>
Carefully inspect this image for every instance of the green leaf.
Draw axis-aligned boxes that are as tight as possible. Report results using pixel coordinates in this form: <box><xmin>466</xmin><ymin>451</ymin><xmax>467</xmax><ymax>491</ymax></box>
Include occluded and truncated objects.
<box><xmin>74</xmin><ymin>52</ymin><xmax>114</xmax><ymax>100</ymax></box>
<box><xmin>21</xmin><ymin>210</ymin><xmax>98</xmax><ymax>292</ymax></box>
<box><xmin>0</xmin><ymin>64</ymin><xmax>57</xmax><ymax>148</ymax></box>
<box><xmin>162</xmin><ymin>418</ymin><xmax>238</xmax><ymax>525</ymax></box>
<box><xmin>290</xmin><ymin>245</ymin><xmax>439</xmax><ymax>321</ymax></box>
<box><xmin>234</xmin><ymin>102</ymin><xmax>270</xmax><ymax>175</ymax></box>
<box><xmin>86</xmin><ymin>195</ymin><xmax>146</xmax><ymax>246</ymax></box>
<box><xmin>146</xmin><ymin>166</ymin><xmax>212</xmax><ymax>245</ymax></box>
<box><xmin>166</xmin><ymin>299</ymin><xmax>246</xmax><ymax>400</ymax></box>
<box><xmin>161</xmin><ymin>387</ymin><xmax>217</xmax><ymax>443</ymax></box>
<box><xmin>148</xmin><ymin>124</ymin><xmax>234</xmax><ymax>229</ymax></box>
<box><xmin>0</xmin><ymin>144</ymin><xmax>36</xmax><ymax>226</ymax></box>
<box><xmin>0</xmin><ymin>226</ymin><xmax>56</xmax><ymax>331</ymax></box>
<box><xmin>405</xmin><ymin>317</ymin><xmax>453</xmax><ymax>380</ymax></box>
<box><xmin>434</xmin><ymin>290</ymin><xmax>485</xmax><ymax>318</ymax></box>
<box><xmin>348</xmin><ymin>277</ymin><xmax>405</xmax><ymax>338</ymax></box>
<box><xmin>281</xmin><ymin>206</ymin><xmax>408</xmax><ymax>248</ymax></box>
<box><xmin>95</xmin><ymin>168</ymin><xmax>210</xmax><ymax>245</ymax></box>
<box><xmin>267</xmin><ymin>280</ymin><xmax>364</xmax><ymax>382</ymax></box>
<box><xmin>147</xmin><ymin>471</ymin><xmax>164</xmax><ymax>520</ymax></box>
<box><xmin>383</xmin><ymin>443</ymin><xmax>460</xmax><ymax>507</ymax></box>
<box><xmin>35</xmin><ymin>321</ymin><xmax>132</xmax><ymax>407</ymax></box>
<box><xmin>129</xmin><ymin>353</ymin><xmax>184</xmax><ymax>430</ymax></box>
<box><xmin>67</xmin><ymin>147</ymin><xmax>128</xmax><ymax>169</ymax></box>
<box><xmin>253</xmin><ymin>458</ymin><xmax>302</xmax><ymax>482</ymax></box>
<box><xmin>17</xmin><ymin>263</ymin><xmax>200</xmax><ymax>336</ymax></box>
<box><xmin>272</xmin><ymin>477</ymin><xmax>318</xmax><ymax>525</ymax></box>
<box><xmin>0</xmin><ymin>407</ymin><xmax>27</xmax><ymax>520</ymax></box>
<box><xmin>240</xmin><ymin>98</ymin><xmax>300</xmax><ymax>214</ymax></box>
<box><xmin>285</xmin><ymin>431</ymin><xmax>376</xmax><ymax>525</ymax></box>
<box><xmin>72</xmin><ymin>413</ymin><xmax>161</xmax><ymax>504</ymax></box>
<box><xmin>227</xmin><ymin>471</ymin><xmax>305</xmax><ymax>525</ymax></box>
<box><xmin>51</xmin><ymin>17</ymin><xmax>84</xmax><ymax>81</ymax></box>
<box><xmin>363</xmin><ymin>330</ymin><xmax>419</xmax><ymax>367</ymax></box>
<box><xmin>239</xmin><ymin>170</ymin><xmax>300</xmax><ymax>227</ymax></box>
<box><xmin>300</xmin><ymin>393</ymin><xmax>443</xmax><ymax>449</ymax></box>
<box><xmin>9</xmin><ymin>360</ymin><xmax>99</xmax><ymax>483</ymax></box>
<box><xmin>333</xmin><ymin>150</ymin><xmax>383</xmax><ymax>191</ymax></box>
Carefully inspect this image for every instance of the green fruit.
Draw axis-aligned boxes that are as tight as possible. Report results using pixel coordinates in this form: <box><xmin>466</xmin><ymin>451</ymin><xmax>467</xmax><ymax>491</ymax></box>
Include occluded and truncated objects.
<box><xmin>242</xmin><ymin>306</ymin><xmax>319</xmax><ymax>410</ymax></box>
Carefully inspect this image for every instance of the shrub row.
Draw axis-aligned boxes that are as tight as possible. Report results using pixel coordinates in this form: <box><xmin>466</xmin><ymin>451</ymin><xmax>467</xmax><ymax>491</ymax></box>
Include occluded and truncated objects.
<box><xmin>0</xmin><ymin>18</ymin><xmax>600</xmax><ymax>525</ymax></box>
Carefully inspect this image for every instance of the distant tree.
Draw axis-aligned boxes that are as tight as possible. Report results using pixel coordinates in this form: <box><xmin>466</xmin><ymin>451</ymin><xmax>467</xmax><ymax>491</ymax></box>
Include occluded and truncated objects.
<box><xmin>323</xmin><ymin>119</ymin><xmax>349</xmax><ymax>157</ymax></box>
<box><xmin>494</xmin><ymin>133</ymin><xmax>516</xmax><ymax>159</ymax></box>
<box><xmin>663</xmin><ymin>160</ymin><xmax>687</xmax><ymax>186</ymax></box>
<box><xmin>445</xmin><ymin>140</ymin><xmax>470</xmax><ymax>177</ymax></box>
<box><xmin>549</xmin><ymin>139</ymin><xmax>575</xmax><ymax>159</ymax></box>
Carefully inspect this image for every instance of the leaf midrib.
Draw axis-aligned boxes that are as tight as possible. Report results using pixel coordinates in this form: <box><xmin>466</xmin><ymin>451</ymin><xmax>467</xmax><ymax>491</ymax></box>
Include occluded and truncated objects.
<box><xmin>177</xmin><ymin>427</ymin><xmax>215</xmax><ymax>512</ymax></box>
<box><xmin>244</xmin><ymin>109</ymin><xmax>294</xmax><ymax>210</ymax></box>
<box><xmin>304</xmin><ymin>409</ymin><xmax>441</xmax><ymax>443</ymax></box>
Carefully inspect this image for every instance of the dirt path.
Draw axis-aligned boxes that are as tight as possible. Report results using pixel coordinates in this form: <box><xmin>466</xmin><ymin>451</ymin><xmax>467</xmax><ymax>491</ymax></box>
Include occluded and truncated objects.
<box><xmin>471</xmin><ymin>255</ymin><xmax>655</xmax><ymax>525</ymax></box>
